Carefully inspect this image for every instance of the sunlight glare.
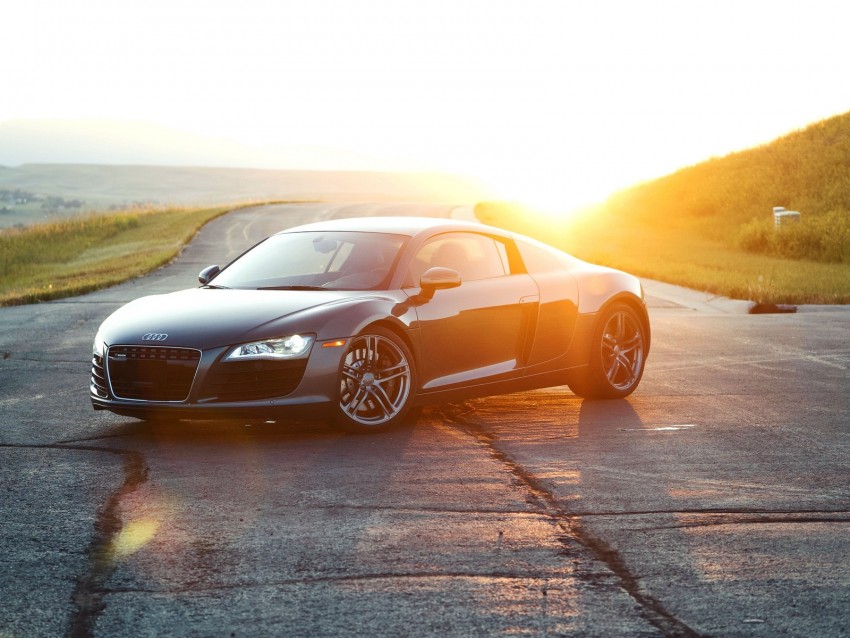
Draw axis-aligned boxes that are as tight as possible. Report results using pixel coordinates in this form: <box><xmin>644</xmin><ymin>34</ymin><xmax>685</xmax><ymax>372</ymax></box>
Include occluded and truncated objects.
<box><xmin>109</xmin><ymin>518</ymin><xmax>161</xmax><ymax>559</ymax></box>
<box><xmin>2</xmin><ymin>0</ymin><xmax>850</xmax><ymax>206</ymax></box>
<box><xmin>474</xmin><ymin>164</ymin><xmax>608</xmax><ymax>226</ymax></box>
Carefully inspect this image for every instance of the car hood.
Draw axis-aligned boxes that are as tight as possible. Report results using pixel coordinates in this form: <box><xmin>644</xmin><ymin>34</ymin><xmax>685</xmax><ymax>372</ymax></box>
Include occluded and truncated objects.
<box><xmin>98</xmin><ymin>287</ymin><xmax>386</xmax><ymax>349</ymax></box>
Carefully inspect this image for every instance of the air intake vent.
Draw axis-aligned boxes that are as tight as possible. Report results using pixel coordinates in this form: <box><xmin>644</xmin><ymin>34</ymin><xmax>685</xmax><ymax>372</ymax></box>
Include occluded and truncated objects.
<box><xmin>200</xmin><ymin>359</ymin><xmax>307</xmax><ymax>402</ymax></box>
<box><xmin>107</xmin><ymin>346</ymin><xmax>201</xmax><ymax>402</ymax></box>
<box><xmin>90</xmin><ymin>354</ymin><xmax>108</xmax><ymax>398</ymax></box>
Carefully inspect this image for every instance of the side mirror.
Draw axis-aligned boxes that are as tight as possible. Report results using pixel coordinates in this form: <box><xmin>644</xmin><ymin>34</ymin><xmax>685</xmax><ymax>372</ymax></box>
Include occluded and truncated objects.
<box><xmin>419</xmin><ymin>267</ymin><xmax>461</xmax><ymax>299</ymax></box>
<box><xmin>198</xmin><ymin>265</ymin><xmax>221</xmax><ymax>285</ymax></box>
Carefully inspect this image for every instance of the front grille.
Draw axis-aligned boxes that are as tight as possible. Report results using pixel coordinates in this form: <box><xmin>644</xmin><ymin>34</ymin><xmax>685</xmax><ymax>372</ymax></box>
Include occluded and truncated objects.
<box><xmin>107</xmin><ymin>345</ymin><xmax>201</xmax><ymax>402</ymax></box>
<box><xmin>199</xmin><ymin>359</ymin><xmax>307</xmax><ymax>402</ymax></box>
<box><xmin>91</xmin><ymin>354</ymin><xmax>108</xmax><ymax>398</ymax></box>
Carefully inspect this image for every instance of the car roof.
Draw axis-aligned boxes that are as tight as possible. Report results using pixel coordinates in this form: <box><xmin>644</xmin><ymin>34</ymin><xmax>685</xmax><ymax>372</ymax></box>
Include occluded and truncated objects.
<box><xmin>277</xmin><ymin>216</ymin><xmax>506</xmax><ymax>239</ymax></box>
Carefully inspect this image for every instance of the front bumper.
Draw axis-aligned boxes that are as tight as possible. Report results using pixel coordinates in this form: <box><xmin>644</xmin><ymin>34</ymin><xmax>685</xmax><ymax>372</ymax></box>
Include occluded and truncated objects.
<box><xmin>91</xmin><ymin>339</ymin><xmax>347</xmax><ymax>421</ymax></box>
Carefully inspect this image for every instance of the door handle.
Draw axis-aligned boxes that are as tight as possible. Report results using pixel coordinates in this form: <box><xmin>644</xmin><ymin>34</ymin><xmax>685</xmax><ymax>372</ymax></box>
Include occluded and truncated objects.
<box><xmin>520</xmin><ymin>295</ymin><xmax>539</xmax><ymax>304</ymax></box>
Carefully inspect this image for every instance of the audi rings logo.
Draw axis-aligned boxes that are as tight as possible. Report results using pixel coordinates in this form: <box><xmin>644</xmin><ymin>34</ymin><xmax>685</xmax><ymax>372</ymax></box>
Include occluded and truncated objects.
<box><xmin>142</xmin><ymin>332</ymin><xmax>169</xmax><ymax>342</ymax></box>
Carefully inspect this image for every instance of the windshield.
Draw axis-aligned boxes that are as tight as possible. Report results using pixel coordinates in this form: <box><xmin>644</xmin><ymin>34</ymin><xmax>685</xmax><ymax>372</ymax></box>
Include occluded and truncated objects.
<box><xmin>211</xmin><ymin>231</ymin><xmax>408</xmax><ymax>291</ymax></box>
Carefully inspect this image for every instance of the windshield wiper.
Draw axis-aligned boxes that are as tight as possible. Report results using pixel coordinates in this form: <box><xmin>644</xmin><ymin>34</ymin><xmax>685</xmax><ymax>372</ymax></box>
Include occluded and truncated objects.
<box><xmin>257</xmin><ymin>285</ymin><xmax>329</xmax><ymax>291</ymax></box>
<box><xmin>203</xmin><ymin>284</ymin><xmax>230</xmax><ymax>289</ymax></box>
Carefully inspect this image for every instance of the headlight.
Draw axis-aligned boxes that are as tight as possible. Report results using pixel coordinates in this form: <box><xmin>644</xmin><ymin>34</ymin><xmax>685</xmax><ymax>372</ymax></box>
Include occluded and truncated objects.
<box><xmin>224</xmin><ymin>334</ymin><xmax>315</xmax><ymax>361</ymax></box>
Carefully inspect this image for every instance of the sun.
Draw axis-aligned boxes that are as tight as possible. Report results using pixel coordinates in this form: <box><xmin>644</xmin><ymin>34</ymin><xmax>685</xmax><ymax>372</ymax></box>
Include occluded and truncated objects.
<box><xmin>470</xmin><ymin>165</ymin><xmax>604</xmax><ymax>226</ymax></box>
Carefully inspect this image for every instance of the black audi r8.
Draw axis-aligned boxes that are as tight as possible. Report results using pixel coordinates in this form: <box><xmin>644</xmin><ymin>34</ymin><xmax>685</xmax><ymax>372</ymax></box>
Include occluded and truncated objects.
<box><xmin>91</xmin><ymin>217</ymin><xmax>650</xmax><ymax>432</ymax></box>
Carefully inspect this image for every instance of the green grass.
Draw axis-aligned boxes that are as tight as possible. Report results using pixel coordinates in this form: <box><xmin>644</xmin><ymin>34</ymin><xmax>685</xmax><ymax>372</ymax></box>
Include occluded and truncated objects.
<box><xmin>476</xmin><ymin>202</ymin><xmax>850</xmax><ymax>305</ymax></box>
<box><xmin>738</xmin><ymin>210</ymin><xmax>850</xmax><ymax>263</ymax></box>
<box><xmin>604</xmin><ymin>110</ymin><xmax>850</xmax><ymax>263</ymax></box>
<box><xmin>0</xmin><ymin>205</ymin><xmax>235</xmax><ymax>306</ymax></box>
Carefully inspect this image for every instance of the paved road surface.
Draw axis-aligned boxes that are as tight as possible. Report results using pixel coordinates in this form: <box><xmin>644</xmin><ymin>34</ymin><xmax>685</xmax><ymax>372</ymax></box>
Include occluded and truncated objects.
<box><xmin>1</xmin><ymin>203</ymin><xmax>848</xmax><ymax>637</ymax></box>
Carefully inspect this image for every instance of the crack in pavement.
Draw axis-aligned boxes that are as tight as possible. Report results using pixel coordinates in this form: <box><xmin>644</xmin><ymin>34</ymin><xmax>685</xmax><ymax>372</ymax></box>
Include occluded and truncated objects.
<box><xmin>435</xmin><ymin>409</ymin><xmax>704</xmax><ymax>638</ymax></box>
<box><xmin>1</xmin><ymin>442</ymin><xmax>150</xmax><ymax>638</ymax></box>
<box><xmin>572</xmin><ymin>508</ymin><xmax>850</xmax><ymax>517</ymax></box>
<box><xmin>101</xmin><ymin>571</ymin><xmax>566</xmax><ymax>595</ymax></box>
<box><xmin>627</xmin><ymin>514</ymin><xmax>850</xmax><ymax>533</ymax></box>
<box><xmin>302</xmin><ymin>503</ymin><xmax>540</xmax><ymax>516</ymax></box>
<box><xmin>67</xmin><ymin>446</ymin><xmax>149</xmax><ymax>638</ymax></box>
<box><xmin>53</xmin><ymin>432</ymin><xmax>137</xmax><ymax>445</ymax></box>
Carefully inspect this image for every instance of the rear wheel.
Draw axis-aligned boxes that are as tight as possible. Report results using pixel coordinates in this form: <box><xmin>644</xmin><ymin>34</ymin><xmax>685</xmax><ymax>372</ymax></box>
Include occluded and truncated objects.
<box><xmin>568</xmin><ymin>302</ymin><xmax>647</xmax><ymax>399</ymax></box>
<box><xmin>335</xmin><ymin>327</ymin><xmax>416</xmax><ymax>433</ymax></box>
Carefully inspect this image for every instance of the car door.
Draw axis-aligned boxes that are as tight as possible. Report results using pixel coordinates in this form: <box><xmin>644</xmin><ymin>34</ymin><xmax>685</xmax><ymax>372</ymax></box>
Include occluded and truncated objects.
<box><xmin>515</xmin><ymin>239</ymin><xmax>580</xmax><ymax>372</ymax></box>
<box><xmin>405</xmin><ymin>232</ymin><xmax>539</xmax><ymax>390</ymax></box>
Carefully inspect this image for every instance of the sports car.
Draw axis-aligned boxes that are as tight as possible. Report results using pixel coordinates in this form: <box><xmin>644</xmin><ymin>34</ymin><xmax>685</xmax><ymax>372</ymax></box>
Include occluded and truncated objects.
<box><xmin>91</xmin><ymin>216</ymin><xmax>650</xmax><ymax>432</ymax></box>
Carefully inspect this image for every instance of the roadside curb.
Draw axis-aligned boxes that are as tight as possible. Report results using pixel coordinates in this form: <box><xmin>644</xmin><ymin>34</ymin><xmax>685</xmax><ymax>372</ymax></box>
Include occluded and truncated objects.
<box><xmin>642</xmin><ymin>279</ymin><xmax>850</xmax><ymax>315</ymax></box>
<box><xmin>641</xmin><ymin>279</ymin><xmax>753</xmax><ymax>314</ymax></box>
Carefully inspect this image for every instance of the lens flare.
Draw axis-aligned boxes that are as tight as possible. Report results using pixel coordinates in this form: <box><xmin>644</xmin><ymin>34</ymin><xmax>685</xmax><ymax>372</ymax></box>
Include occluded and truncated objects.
<box><xmin>110</xmin><ymin>518</ymin><xmax>160</xmax><ymax>559</ymax></box>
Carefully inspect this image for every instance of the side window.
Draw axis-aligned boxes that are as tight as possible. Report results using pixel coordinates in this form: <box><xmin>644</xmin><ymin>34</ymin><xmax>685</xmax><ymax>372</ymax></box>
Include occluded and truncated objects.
<box><xmin>495</xmin><ymin>241</ymin><xmax>510</xmax><ymax>274</ymax></box>
<box><xmin>409</xmin><ymin>233</ymin><xmax>508</xmax><ymax>283</ymax></box>
<box><xmin>517</xmin><ymin>240</ymin><xmax>565</xmax><ymax>273</ymax></box>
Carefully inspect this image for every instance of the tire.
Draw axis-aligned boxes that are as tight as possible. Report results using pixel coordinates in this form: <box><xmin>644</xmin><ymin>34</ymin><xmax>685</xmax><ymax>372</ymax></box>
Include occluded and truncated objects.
<box><xmin>568</xmin><ymin>302</ymin><xmax>647</xmax><ymax>399</ymax></box>
<box><xmin>335</xmin><ymin>326</ymin><xmax>417</xmax><ymax>433</ymax></box>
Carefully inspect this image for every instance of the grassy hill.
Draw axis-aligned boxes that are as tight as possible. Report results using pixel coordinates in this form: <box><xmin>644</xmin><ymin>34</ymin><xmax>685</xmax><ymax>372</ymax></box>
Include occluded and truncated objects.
<box><xmin>612</xmin><ymin>112</ymin><xmax>850</xmax><ymax>227</ymax></box>
<box><xmin>477</xmin><ymin>110</ymin><xmax>850</xmax><ymax>304</ymax></box>
<box><xmin>605</xmin><ymin>110</ymin><xmax>850</xmax><ymax>263</ymax></box>
<box><xmin>0</xmin><ymin>164</ymin><xmax>487</xmax><ymax>229</ymax></box>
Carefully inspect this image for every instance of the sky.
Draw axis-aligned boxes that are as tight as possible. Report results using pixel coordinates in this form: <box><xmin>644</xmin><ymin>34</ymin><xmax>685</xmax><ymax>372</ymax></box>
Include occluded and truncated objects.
<box><xmin>3</xmin><ymin>0</ymin><xmax>850</xmax><ymax>210</ymax></box>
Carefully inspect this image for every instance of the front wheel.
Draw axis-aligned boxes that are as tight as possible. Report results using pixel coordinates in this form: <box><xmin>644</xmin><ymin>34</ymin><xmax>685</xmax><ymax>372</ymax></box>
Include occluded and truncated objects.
<box><xmin>568</xmin><ymin>302</ymin><xmax>647</xmax><ymax>399</ymax></box>
<box><xmin>335</xmin><ymin>327</ymin><xmax>416</xmax><ymax>433</ymax></box>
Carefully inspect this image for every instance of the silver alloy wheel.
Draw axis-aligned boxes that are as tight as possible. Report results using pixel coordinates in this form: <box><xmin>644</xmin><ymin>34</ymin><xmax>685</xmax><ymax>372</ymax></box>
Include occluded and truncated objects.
<box><xmin>339</xmin><ymin>334</ymin><xmax>412</xmax><ymax>426</ymax></box>
<box><xmin>600</xmin><ymin>310</ymin><xmax>645</xmax><ymax>391</ymax></box>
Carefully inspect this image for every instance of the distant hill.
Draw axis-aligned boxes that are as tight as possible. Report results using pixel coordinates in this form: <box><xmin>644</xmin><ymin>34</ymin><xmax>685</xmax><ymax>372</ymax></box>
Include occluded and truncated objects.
<box><xmin>0</xmin><ymin>118</ymin><xmax>490</xmax><ymax>228</ymax></box>
<box><xmin>0</xmin><ymin>164</ymin><xmax>489</xmax><ymax>228</ymax></box>
<box><xmin>605</xmin><ymin>109</ymin><xmax>850</xmax><ymax>238</ymax></box>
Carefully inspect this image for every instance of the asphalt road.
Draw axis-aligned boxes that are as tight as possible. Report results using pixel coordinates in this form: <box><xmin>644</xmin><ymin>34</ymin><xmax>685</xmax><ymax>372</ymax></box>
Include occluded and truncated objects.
<box><xmin>1</xmin><ymin>203</ymin><xmax>848</xmax><ymax>637</ymax></box>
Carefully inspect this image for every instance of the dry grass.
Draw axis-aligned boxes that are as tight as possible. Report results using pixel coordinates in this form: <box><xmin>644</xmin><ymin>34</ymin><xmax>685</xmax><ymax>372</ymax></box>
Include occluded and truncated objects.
<box><xmin>0</xmin><ymin>205</ymin><xmax>233</xmax><ymax>305</ymax></box>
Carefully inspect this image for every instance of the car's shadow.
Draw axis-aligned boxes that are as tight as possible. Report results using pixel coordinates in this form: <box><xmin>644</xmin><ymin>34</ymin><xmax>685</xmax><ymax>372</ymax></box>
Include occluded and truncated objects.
<box><xmin>90</xmin><ymin>408</ymin><xmax>435</xmax><ymax>448</ymax></box>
